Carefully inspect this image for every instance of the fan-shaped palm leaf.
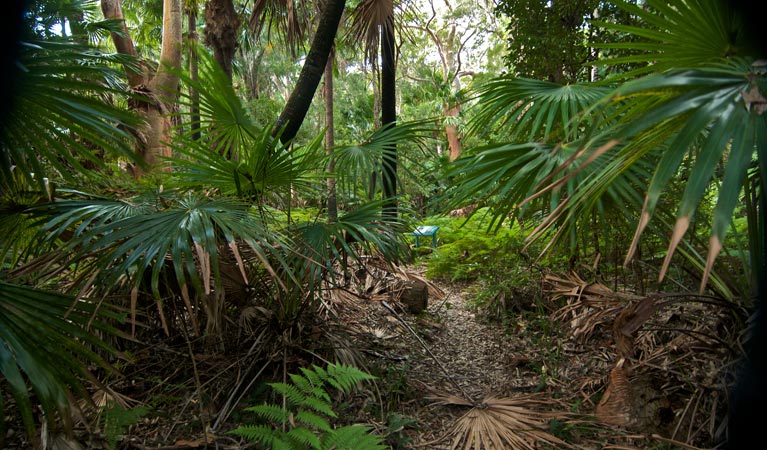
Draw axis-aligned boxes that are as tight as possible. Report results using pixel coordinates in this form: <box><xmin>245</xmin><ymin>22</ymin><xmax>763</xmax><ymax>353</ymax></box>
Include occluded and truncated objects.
<box><xmin>170</xmin><ymin>47</ymin><xmax>326</xmax><ymax>202</ymax></box>
<box><xmin>330</xmin><ymin>119</ymin><xmax>435</xmax><ymax>198</ymax></box>
<box><xmin>584</xmin><ymin>60</ymin><xmax>767</xmax><ymax>289</ymax></box>
<box><xmin>27</xmin><ymin>192</ymin><xmax>289</xmax><ymax>335</ymax></box>
<box><xmin>467</xmin><ymin>77</ymin><xmax>611</xmax><ymax>142</ymax></box>
<box><xmin>249</xmin><ymin>0</ymin><xmax>310</xmax><ymax>56</ymax></box>
<box><xmin>1</xmin><ymin>40</ymin><xmax>139</xmax><ymax>188</ymax></box>
<box><xmin>429</xmin><ymin>394</ymin><xmax>574</xmax><ymax>450</ymax></box>
<box><xmin>0</xmin><ymin>282</ymin><xmax>122</xmax><ymax>436</ymax></box>
<box><xmin>591</xmin><ymin>0</ymin><xmax>758</xmax><ymax>79</ymax></box>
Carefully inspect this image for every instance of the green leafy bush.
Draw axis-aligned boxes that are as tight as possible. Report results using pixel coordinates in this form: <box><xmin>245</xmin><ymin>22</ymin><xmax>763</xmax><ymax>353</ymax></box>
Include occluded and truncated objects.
<box><xmin>421</xmin><ymin>210</ymin><xmax>563</xmax><ymax>318</ymax></box>
<box><xmin>230</xmin><ymin>363</ymin><xmax>387</xmax><ymax>450</ymax></box>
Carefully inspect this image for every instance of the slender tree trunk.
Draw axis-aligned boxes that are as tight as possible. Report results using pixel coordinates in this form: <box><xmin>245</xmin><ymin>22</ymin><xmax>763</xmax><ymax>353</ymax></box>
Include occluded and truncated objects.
<box><xmin>101</xmin><ymin>0</ymin><xmax>146</xmax><ymax>87</ymax></box>
<box><xmin>204</xmin><ymin>0</ymin><xmax>240</xmax><ymax>81</ymax></box>
<box><xmin>323</xmin><ymin>52</ymin><xmax>337</xmax><ymax>223</ymax></box>
<box><xmin>102</xmin><ymin>0</ymin><xmax>183</xmax><ymax>177</ymax></box>
<box><xmin>381</xmin><ymin>15</ymin><xmax>397</xmax><ymax>218</ymax></box>
<box><xmin>274</xmin><ymin>0</ymin><xmax>346</xmax><ymax>144</ymax></box>
<box><xmin>187</xmin><ymin>8</ymin><xmax>201</xmax><ymax>141</ymax></box>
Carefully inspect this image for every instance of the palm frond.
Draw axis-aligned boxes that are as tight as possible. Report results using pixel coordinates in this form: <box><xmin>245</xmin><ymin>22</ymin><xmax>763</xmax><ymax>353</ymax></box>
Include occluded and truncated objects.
<box><xmin>429</xmin><ymin>394</ymin><xmax>574</xmax><ymax>450</ymax></box>
<box><xmin>467</xmin><ymin>77</ymin><xmax>611</xmax><ymax>141</ymax></box>
<box><xmin>1</xmin><ymin>40</ymin><xmax>139</xmax><ymax>188</ymax></box>
<box><xmin>0</xmin><ymin>282</ymin><xmax>121</xmax><ymax>436</ymax></box>
<box><xmin>249</xmin><ymin>0</ymin><xmax>310</xmax><ymax>56</ymax></box>
<box><xmin>330</xmin><ymin>119</ymin><xmax>435</xmax><ymax>198</ymax></box>
<box><xmin>582</xmin><ymin>60</ymin><xmax>766</xmax><ymax>287</ymax></box>
<box><xmin>346</xmin><ymin>0</ymin><xmax>394</xmax><ymax>63</ymax></box>
<box><xmin>23</xmin><ymin>191</ymin><xmax>290</xmax><ymax>336</ymax></box>
<box><xmin>171</xmin><ymin>47</ymin><xmax>326</xmax><ymax>202</ymax></box>
<box><xmin>592</xmin><ymin>0</ymin><xmax>757</xmax><ymax>79</ymax></box>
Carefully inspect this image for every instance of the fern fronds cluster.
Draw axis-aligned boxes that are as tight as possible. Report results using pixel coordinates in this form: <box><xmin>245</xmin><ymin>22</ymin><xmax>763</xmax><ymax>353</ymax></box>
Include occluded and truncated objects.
<box><xmin>230</xmin><ymin>362</ymin><xmax>387</xmax><ymax>450</ymax></box>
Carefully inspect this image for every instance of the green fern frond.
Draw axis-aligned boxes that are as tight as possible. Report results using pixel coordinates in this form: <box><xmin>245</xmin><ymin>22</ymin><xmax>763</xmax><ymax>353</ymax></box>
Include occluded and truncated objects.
<box><xmin>232</xmin><ymin>363</ymin><xmax>384</xmax><ymax>450</ymax></box>
<box><xmin>294</xmin><ymin>410</ymin><xmax>332</xmax><ymax>432</ymax></box>
<box><xmin>320</xmin><ymin>425</ymin><xmax>388</xmax><ymax>450</ymax></box>
<box><xmin>300</xmin><ymin>395</ymin><xmax>336</xmax><ymax>418</ymax></box>
<box><xmin>101</xmin><ymin>403</ymin><xmax>150</xmax><ymax>450</ymax></box>
<box><xmin>286</xmin><ymin>426</ymin><xmax>322</xmax><ymax>450</ymax></box>
<box><xmin>325</xmin><ymin>363</ymin><xmax>377</xmax><ymax>393</ymax></box>
<box><xmin>304</xmin><ymin>364</ymin><xmax>327</xmax><ymax>385</ymax></box>
<box><xmin>243</xmin><ymin>404</ymin><xmax>289</xmax><ymax>424</ymax></box>
<box><xmin>289</xmin><ymin>373</ymin><xmax>329</xmax><ymax>402</ymax></box>
<box><xmin>268</xmin><ymin>382</ymin><xmax>308</xmax><ymax>407</ymax></box>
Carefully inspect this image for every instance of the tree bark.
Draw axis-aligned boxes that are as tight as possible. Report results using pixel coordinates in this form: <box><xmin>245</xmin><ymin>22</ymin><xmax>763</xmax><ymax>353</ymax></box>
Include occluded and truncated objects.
<box><xmin>204</xmin><ymin>0</ymin><xmax>240</xmax><ymax>81</ymax></box>
<box><xmin>381</xmin><ymin>15</ymin><xmax>397</xmax><ymax>218</ymax></box>
<box><xmin>100</xmin><ymin>0</ymin><xmax>146</xmax><ymax>87</ymax></box>
<box><xmin>273</xmin><ymin>0</ymin><xmax>346</xmax><ymax>144</ymax></box>
<box><xmin>445</xmin><ymin>103</ymin><xmax>462</xmax><ymax>161</ymax></box>
<box><xmin>102</xmin><ymin>0</ymin><xmax>183</xmax><ymax>177</ymax></box>
<box><xmin>187</xmin><ymin>8</ymin><xmax>201</xmax><ymax>141</ymax></box>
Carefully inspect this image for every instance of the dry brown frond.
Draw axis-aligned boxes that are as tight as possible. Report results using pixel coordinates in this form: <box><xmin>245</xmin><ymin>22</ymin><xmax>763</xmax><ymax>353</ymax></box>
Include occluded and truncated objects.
<box><xmin>429</xmin><ymin>394</ymin><xmax>575</xmax><ymax>450</ymax></box>
<box><xmin>393</xmin><ymin>264</ymin><xmax>446</xmax><ymax>300</ymax></box>
<box><xmin>346</xmin><ymin>0</ymin><xmax>394</xmax><ymax>62</ymax></box>
<box><xmin>596</xmin><ymin>359</ymin><xmax>633</xmax><ymax>428</ymax></box>
<box><xmin>547</xmin><ymin>272</ymin><xmax>627</xmax><ymax>342</ymax></box>
<box><xmin>249</xmin><ymin>0</ymin><xmax>309</xmax><ymax>56</ymax></box>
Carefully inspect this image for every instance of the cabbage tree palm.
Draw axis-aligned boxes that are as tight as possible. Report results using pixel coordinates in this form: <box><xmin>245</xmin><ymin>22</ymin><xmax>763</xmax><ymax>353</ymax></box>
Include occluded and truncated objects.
<box><xmin>348</xmin><ymin>0</ymin><xmax>399</xmax><ymax>216</ymax></box>
<box><xmin>451</xmin><ymin>0</ymin><xmax>765</xmax><ymax>298</ymax></box>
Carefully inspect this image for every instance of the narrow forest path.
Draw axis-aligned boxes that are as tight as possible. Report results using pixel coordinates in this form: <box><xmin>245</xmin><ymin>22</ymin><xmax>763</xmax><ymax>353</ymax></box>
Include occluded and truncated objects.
<box><xmin>398</xmin><ymin>283</ymin><xmax>516</xmax><ymax>447</ymax></box>
<box><xmin>352</xmin><ymin>271</ymin><xmax>551</xmax><ymax>449</ymax></box>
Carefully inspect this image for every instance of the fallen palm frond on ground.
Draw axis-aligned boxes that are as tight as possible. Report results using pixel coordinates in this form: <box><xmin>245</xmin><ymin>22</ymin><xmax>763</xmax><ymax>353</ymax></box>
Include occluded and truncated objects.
<box><xmin>544</xmin><ymin>271</ymin><xmax>745</xmax><ymax>446</ymax></box>
<box><xmin>427</xmin><ymin>393</ymin><xmax>575</xmax><ymax>450</ymax></box>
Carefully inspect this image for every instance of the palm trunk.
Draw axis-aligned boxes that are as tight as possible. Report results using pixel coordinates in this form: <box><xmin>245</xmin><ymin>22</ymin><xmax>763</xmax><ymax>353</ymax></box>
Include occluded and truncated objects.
<box><xmin>274</xmin><ymin>0</ymin><xmax>346</xmax><ymax>144</ymax></box>
<box><xmin>204</xmin><ymin>0</ymin><xmax>240</xmax><ymax>81</ymax></box>
<box><xmin>381</xmin><ymin>17</ymin><xmax>397</xmax><ymax>218</ymax></box>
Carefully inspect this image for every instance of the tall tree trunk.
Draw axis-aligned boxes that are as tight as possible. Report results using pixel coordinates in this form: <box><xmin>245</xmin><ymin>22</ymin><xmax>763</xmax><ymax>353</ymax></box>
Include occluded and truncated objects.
<box><xmin>444</xmin><ymin>103</ymin><xmax>462</xmax><ymax>161</ymax></box>
<box><xmin>102</xmin><ymin>0</ymin><xmax>183</xmax><ymax>177</ymax></box>
<box><xmin>273</xmin><ymin>0</ymin><xmax>346</xmax><ymax>144</ymax></box>
<box><xmin>187</xmin><ymin>8</ymin><xmax>201</xmax><ymax>141</ymax></box>
<box><xmin>323</xmin><ymin>52</ymin><xmax>337</xmax><ymax>223</ymax></box>
<box><xmin>380</xmin><ymin>15</ymin><xmax>397</xmax><ymax>218</ymax></box>
<box><xmin>204</xmin><ymin>0</ymin><xmax>240</xmax><ymax>81</ymax></box>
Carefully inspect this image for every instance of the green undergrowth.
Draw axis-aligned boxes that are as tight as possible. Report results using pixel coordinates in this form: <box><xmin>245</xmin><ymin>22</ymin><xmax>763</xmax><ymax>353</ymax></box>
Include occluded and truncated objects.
<box><xmin>417</xmin><ymin>209</ymin><xmax>565</xmax><ymax>319</ymax></box>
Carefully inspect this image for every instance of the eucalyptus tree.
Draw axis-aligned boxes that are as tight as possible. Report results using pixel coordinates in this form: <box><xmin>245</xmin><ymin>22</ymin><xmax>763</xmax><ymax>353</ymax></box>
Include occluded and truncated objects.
<box><xmin>406</xmin><ymin>0</ymin><xmax>502</xmax><ymax>161</ymax></box>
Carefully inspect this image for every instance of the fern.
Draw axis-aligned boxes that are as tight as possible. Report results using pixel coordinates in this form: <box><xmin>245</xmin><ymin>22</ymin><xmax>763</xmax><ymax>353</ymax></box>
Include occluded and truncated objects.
<box><xmin>243</xmin><ymin>404</ymin><xmax>289</xmax><ymax>423</ymax></box>
<box><xmin>295</xmin><ymin>410</ymin><xmax>332</xmax><ymax>432</ymax></box>
<box><xmin>100</xmin><ymin>402</ymin><xmax>150</xmax><ymax>450</ymax></box>
<box><xmin>322</xmin><ymin>424</ymin><xmax>388</xmax><ymax>450</ymax></box>
<box><xmin>230</xmin><ymin>362</ymin><xmax>385</xmax><ymax>450</ymax></box>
